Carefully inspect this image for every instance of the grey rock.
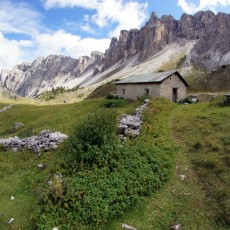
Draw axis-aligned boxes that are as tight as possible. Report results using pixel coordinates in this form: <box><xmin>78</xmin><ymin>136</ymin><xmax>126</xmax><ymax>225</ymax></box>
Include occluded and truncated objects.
<box><xmin>12</xmin><ymin>147</ymin><xmax>18</xmax><ymax>153</ymax></box>
<box><xmin>179</xmin><ymin>174</ymin><xmax>186</xmax><ymax>181</ymax></box>
<box><xmin>118</xmin><ymin>101</ymin><xmax>149</xmax><ymax>140</ymax></box>
<box><xmin>37</xmin><ymin>163</ymin><xmax>45</xmax><ymax>169</ymax></box>
<box><xmin>171</xmin><ymin>224</ymin><xmax>181</xmax><ymax>230</ymax></box>
<box><xmin>125</xmin><ymin>128</ymin><xmax>140</xmax><ymax>138</ymax></box>
<box><xmin>0</xmin><ymin>130</ymin><xmax>68</xmax><ymax>154</ymax></box>
<box><xmin>11</xmin><ymin>122</ymin><xmax>24</xmax><ymax>133</ymax></box>
<box><xmin>7</xmin><ymin>218</ymin><xmax>15</xmax><ymax>224</ymax></box>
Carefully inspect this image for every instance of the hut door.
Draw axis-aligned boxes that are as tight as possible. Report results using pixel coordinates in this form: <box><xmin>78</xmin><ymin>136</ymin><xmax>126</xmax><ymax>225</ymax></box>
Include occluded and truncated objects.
<box><xmin>172</xmin><ymin>88</ymin><xmax>178</xmax><ymax>102</ymax></box>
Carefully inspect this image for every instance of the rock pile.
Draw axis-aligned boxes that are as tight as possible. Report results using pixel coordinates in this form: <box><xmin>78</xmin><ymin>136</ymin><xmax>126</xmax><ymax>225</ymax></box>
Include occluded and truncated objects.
<box><xmin>0</xmin><ymin>104</ymin><xmax>12</xmax><ymax>113</ymax></box>
<box><xmin>118</xmin><ymin>99</ymin><xmax>149</xmax><ymax>140</ymax></box>
<box><xmin>0</xmin><ymin>130</ymin><xmax>68</xmax><ymax>155</ymax></box>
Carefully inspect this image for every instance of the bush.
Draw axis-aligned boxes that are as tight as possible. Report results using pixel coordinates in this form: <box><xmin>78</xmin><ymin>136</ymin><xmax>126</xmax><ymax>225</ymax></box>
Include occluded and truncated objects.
<box><xmin>64</xmin><ymin>110</ymin><xmax>118</xmax><ymax>168</ymax></box>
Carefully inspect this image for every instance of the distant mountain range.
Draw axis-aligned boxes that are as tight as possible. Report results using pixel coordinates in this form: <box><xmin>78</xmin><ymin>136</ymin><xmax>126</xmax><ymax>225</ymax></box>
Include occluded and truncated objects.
<box><xmin>0</xmin><ymin>11</ymin><xmax>229</xmax><ymax>98</ymax></box>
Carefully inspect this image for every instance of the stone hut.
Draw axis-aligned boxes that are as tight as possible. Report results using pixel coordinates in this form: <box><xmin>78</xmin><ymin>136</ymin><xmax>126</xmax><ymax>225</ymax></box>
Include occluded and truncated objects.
<box><xmin>116</xmin><ymin>70</ymin><xmax>189</xmax><ymax>102</ymax></box>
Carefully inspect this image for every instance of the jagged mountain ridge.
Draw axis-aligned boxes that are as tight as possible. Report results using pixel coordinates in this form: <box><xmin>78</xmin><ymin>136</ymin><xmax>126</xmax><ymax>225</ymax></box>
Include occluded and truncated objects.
<box><xmin>0</xmin><ymin>10</ymin><xmax>229</xmax><ymax>98</ymax></box>
<box><xmin>103</xmin><ymin>11</ymin><xmax>230</xmax><ymax>71</ymax></box>
<box><xmin>0</xmin><ymin>51</ymin><xmax>104</xmax><ymax>97</ymax></box>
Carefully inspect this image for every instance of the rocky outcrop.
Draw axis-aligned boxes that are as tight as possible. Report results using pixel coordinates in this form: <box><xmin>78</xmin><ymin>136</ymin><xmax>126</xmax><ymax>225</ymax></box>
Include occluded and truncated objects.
<box><xmin>0</xmin><ymin>52</ymin><xmax>104</xmax><ymax>97</ymax></box>
<box><xmin>103</xmin><ymin>11</ymin><xmax>229</xmax><ymax>71</ymax></box>
<box><xmin>189</xmin><ymin>12</ymin><xmax>230</xmax><ymax>71</ymax></box>
<box><xmin>0</xmin><ymin>129</ymin><xmax>68</xmax><ymax>155</ymax></box>
<box><xmin>118</xmin><ymin>99</ymin><xmax>149</xmax><ymax>140</ymax></box>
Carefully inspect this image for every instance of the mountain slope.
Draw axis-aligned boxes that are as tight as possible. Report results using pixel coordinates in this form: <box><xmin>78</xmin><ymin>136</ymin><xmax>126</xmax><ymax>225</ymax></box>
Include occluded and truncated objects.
<box><xmin>103</xmin><ymin>11</ymin><xmax>230</xmax><ymax>71</ymax></box>
<box><xmin>0</xmin><ymin>52</ymin><xmax>104</xmax><ymax>97</ymax></box>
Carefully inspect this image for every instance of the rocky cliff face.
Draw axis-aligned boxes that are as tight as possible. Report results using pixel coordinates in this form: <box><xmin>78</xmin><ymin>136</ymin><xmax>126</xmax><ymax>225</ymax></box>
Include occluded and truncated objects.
<box><xmin>189</xmin><ymin>12</ymin><xmax>230</xmax><ymax>70</ymax></box>
<box><xmin>0</xmin><ymin>52</ymin><xmax>104</xmax><ymax>97</ymax></box>
<box><xmin>103</xmin><ymin>11</ymin><xmax>229</xmax><ymax>71</ymax></box>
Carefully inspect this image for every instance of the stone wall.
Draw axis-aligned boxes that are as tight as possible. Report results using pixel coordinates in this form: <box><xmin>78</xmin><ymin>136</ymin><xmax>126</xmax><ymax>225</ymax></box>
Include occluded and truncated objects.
<box><xmin>0</xmin><ymin>130</ymin><xmax>68</xmax><ymax>155</ymax></box>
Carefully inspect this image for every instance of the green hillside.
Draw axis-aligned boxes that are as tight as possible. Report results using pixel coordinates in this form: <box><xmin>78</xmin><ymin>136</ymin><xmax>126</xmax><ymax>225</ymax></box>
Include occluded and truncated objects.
<box><xmin>0</xmin><ymin>98</ymin><xmax>229</xmax><ymax>229</ymax></box>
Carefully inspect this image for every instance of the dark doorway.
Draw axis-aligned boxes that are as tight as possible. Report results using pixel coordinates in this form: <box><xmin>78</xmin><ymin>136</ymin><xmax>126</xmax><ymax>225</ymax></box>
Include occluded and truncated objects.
<box><xmin>172</xmin><ymin>88</ymin><xmax>178</xmax><ymax>102</ymax></box>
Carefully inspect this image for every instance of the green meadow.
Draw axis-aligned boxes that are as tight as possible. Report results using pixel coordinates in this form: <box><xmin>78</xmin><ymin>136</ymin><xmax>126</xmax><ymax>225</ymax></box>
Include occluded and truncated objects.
<box><xmin>0</xmin><ymin>97</ymin><xmax>229</xmax><ymax>229</ymax></box>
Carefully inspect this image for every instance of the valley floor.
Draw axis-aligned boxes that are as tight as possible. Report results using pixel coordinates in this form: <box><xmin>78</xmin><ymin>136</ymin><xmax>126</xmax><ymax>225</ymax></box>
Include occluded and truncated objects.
<box><xmin>0</xmin><ymin>99</ymin><xmax>229</xmax><ymax>229</ymax></box>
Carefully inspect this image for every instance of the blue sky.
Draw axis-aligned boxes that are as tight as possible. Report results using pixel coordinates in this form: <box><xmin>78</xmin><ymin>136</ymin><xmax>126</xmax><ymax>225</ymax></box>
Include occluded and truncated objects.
<box><xmin>0</xmin><ymin>0</ymin><xmax>229</xmax><ymax>69</ymax></box>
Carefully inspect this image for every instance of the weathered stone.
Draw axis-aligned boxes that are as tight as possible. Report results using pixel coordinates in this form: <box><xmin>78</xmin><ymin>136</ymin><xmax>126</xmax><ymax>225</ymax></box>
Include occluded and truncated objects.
<box><xmin>7</xmin><ymin>218</ymin><xmax>15</xmax><ymax>224</ymax></box>
<box><xmin>0</xmin><ymin>130</ymin><xmax>68</xmax><ymax>154</ymax></box>
<box><xmin>37</xmin><ymin>163</ymin><xmax>45</xmax><ymax>170</ymax></box>
<box><xmin>171</xmin><ymin>223</ymin><xmax>181</xmax><ymax>230</ymax></box>
<box><xmin>118</xmin><ymin>100</ymin><xmax>149</xmax><ymax>140</ymax></box>
<box><xmin>11</xmin><ymin>122</ymin><xmax>24</xmax><ymax>133</ymax></box>
<box><xmin>121</xmin><ymin>223</ymin><xmax>137</xmax><ymax>230</ymax></box>
<box><xmin>12</xmin><ymin>148</ymin><xmax>18</xmax><ymax>153</ymax></box>
<box><xmin>125</xmin><ymin>128</ymin><xmax>140</xmax><ymax>138</ymax></box>
<box><xmin>179</xmin><ymin>174</ymin><xmax>186</xmax><ymax>181</ymax></box>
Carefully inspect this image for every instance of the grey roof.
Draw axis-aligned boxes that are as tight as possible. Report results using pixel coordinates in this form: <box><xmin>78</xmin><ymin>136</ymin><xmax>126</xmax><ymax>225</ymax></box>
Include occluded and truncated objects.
<box><xmin>116</xmin><ymin>70</ymin><xmax>188</xmax><ymax>86</ymax></box>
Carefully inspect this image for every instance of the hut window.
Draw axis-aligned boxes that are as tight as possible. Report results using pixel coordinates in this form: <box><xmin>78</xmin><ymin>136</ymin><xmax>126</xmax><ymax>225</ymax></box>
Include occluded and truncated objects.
<box><xmin>122</xmin><ymin>89</ymin><xmax>125</xmax><ymax>95</ymax></box>
<box><xmin>145</xmin><ymin>88</ymin><xmax>149</xmax><ymax>96</ymax></box>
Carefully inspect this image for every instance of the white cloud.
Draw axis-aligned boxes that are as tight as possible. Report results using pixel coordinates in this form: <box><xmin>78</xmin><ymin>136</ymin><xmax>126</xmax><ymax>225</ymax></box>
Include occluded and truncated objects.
<box><xmin>0</xmin><ymin>0</ymin><xmax>46</xmax><ymax>36</ymax></box>
<box><xmin>43</xmin><ymin>0</ymin><xmax>99</xmax><ymax>9</ymax></box>
<box><xmin>80</xmin><ymin>23</ymin><xmax>96</xmax><ymax>34</ymax></box>
<box><xmin>178</xmin><ymin>0</ymin><xmax>230</xmax><ymax>14</ymax></box>
<box><xmin>33</xmin><ymin>30</ymin><xmax>110</xmax><ymax>58</ymax></box>
<box><xmin>0</xmin><ymin>32</ymin><xmax>26</xmax><ymax>69</ymax></box>
<box><xmin>43</xmin><ymin>0</ymin><xmax>148</xmax><ymax>37</ymax></box>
